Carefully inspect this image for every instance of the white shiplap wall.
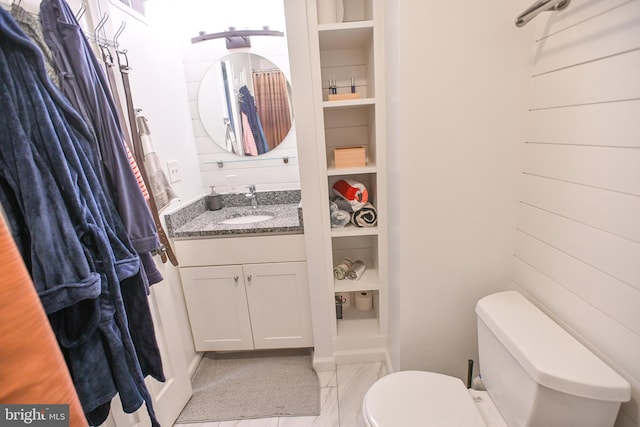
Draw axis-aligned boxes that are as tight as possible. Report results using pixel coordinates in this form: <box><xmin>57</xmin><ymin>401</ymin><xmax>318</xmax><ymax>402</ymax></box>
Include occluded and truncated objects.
<box><xmin>513</xmin><ymin>1</ymin><xmax>640</xmax><ymax>426</ymax></box>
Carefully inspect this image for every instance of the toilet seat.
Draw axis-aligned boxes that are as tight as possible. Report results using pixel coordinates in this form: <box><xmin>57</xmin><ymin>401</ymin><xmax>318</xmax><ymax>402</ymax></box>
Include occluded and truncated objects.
<box><xmin>362</xmin><ymin>371</ymin><xmax>487</xmax><ymax>427</ymax></box>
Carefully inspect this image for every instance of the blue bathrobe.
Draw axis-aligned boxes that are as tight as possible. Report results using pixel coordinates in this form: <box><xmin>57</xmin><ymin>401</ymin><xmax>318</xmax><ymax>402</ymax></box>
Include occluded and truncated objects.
<box><xmin>39</xmin><ymin>0</ymin><xmax>164</xmax><ymax>286</ymax></box>
<box><xmin>38</xmin><ymin>0</ymin><xmax>160</xmax><ymax>254</ymax></box>
<box><xmin>0</xmin><ymin>9</ymin><xmax>160</xmax><ymax>426</ymax></box>
<box><xmin>239</xmin><ymin>85</ymin><xmax>269</xmax><ymax>155</ymax></box>
<box><xmin>38</xmin><ymin>0</ymin><xmax>166</xmax><ymax>387</ymax></box>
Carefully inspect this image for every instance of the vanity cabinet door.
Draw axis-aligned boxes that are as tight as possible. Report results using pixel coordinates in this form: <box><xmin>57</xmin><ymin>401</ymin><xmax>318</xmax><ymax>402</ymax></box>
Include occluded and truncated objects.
<box><xmin>243</xmin><ymin>262</ymin><xmax>313</xmax><ymax>349</ymax></box>
<box><xmin>180</xmin><ymin>265</ymin><xmax>254</xmax><ymax>351</ymax></box>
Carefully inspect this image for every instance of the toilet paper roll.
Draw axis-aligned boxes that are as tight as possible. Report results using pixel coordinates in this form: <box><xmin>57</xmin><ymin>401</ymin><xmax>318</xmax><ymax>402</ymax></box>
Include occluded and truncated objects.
<box><xmin>355</xmin><ymin>291</ymin><xmax>373</xmax><ymax>311</ymax></box>
<box><xmin>337</xmin><ymin>292</ymin><xmax>351</xmax><ymax>309</ymax></box>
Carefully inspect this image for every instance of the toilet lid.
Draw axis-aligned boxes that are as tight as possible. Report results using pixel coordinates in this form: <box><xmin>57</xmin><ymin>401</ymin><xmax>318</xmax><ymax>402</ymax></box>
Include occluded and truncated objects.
<box><xmin>363</xmin><ymin>371</ymin><xmax>487</xmax><ymax>427</ymax></box>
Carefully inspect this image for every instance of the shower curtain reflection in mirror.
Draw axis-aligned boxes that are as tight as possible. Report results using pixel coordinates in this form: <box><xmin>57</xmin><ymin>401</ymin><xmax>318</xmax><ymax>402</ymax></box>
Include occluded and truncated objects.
<box><xmin>213</xmin><ymin>57</ymin><xmax>292</xmax><ymax>157</ymax></box>
<box><xmin>252</xmin><ymin>69</ymin><xmax>291</xmax><ymax>151</ymax></box>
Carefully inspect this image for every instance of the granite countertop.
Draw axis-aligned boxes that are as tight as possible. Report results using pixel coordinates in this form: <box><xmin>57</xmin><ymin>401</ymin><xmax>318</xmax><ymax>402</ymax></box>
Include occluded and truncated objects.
<box><xmin>165</xmin><ymin>190</ymin><xmax>304</xmax><ymax>239</ymax></box>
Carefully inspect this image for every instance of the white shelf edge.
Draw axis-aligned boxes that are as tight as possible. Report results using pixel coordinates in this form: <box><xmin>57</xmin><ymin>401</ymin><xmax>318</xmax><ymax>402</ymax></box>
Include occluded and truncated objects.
<box><xmin>322</xmin><ymin>98</ymin><xmax>375</xmax><ymax>109</ymax></box>
<box><xmin>327</xmin><ymin>164</ymin><xmax>377</xmax><ymax>176</ymax></box>
<box><xmin>318</xmin><ymin>20</ymin><xmax>374</xmax><ymax>32</ymax></box>
<box><xmin>330</xmin><ymin>225</ymin><xmax>379</xmax><ymax>237</ymax></box>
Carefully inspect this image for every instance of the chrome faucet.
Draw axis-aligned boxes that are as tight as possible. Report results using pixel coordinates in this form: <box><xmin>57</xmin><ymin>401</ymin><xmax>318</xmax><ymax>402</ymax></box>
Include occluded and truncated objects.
<box><xmin>245</xmin><ymin>185</ymin><xmax>258</xmax><ymax>209</ymax></box>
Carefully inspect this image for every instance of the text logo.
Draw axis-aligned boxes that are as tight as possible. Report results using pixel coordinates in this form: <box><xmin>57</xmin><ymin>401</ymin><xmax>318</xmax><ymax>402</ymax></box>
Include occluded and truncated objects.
<box><xmin>0</xmin><ymin>405</ymin><xmax>68</xmax><ymax>427</ymax></box>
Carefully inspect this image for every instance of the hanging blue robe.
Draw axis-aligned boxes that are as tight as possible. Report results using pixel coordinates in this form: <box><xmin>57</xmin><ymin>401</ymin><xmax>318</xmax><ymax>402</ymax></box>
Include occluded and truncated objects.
<box><xmin>0</xmin><ymin>9</ymin><xmax>160</xmax><ymax>427</ymax></box>
<box><xmin>239</xmin><ymin>85</ymin><xmax>269</xmax><ymax>155</ymax></box>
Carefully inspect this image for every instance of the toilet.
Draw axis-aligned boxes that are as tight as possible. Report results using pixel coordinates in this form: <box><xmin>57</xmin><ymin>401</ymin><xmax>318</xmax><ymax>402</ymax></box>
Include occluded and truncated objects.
<box><xmin>362</xmin><ymin>291</ymin><xmax>631</xmax><ymax>427</ymax></box>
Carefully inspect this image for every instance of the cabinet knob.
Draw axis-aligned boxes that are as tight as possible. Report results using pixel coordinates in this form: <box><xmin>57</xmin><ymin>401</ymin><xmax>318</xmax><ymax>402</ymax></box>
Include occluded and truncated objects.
<box><xmin>247</xmin><ymin>275</ymin><xmax>252</xmax><ymax>282</ymax></box>
<box><xmin>234</xmin><ymin>275</ymin><xmax>239</xmax><ymax>282</ymax></box>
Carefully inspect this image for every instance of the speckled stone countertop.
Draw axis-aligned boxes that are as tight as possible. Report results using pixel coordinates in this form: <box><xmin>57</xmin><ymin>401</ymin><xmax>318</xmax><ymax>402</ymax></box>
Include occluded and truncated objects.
<box><xmin>165</xmin><ymin>190</ymin><xmax>303</xmax><ymax>239</ymax></box>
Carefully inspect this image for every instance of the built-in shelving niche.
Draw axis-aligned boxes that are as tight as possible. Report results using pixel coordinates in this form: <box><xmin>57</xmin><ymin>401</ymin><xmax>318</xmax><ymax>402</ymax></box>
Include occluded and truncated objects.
<box><xmin>328</xmin><ymin>172</ymin><xmax>378</xmax><ymax>217</ymax></box>
<box><xmin>324</xmin><ymin>103</ymin><xmax>377</xmax><ymax>172</ymax></box>
<box><xmin>332</xmin><ymin>234</ymin><xmax>381</xmax><ymax>345</ymax></box>
<box><xmin>332</xmin><ymin>234</ymin><xmax>379</xmax><ymax>291</ymax></box>
<box><xmin>319</xmin><ymin>23</ymin><xmax>374</xmax><ymax>101</ymax></box>
<box><xmin>335</xmin><ymin>289</ymin><xmax>381</xmax><ymax>350</ymax></box>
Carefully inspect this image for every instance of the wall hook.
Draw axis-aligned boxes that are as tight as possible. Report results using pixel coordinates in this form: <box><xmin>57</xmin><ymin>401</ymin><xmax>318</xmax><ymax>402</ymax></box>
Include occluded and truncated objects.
<box><xmin>74</xmin><ymin>1</ymin><xmax>87</xmax><ymax>21</ymax></box>
<box><xmin>283</xmin><ymin>156</ymin><xmax>289</xmax><ymax>164</ymax></box>
<box><xmin>217</xmin><ymin>161</ymin><xmax>224</xmax><ymax>168</ymax></box>
<box><xmin>93</xmin><ymin>13</ymin><xmax>109</xmax><ymax>44</ymax></box>
<box><xmin>94</xmin><ymin>13</ymin><xmax>108</xmax><ymax>35</ymax></box>
<box><xmin>113</xmin><ymin>21</ymin><xmax>126</xmax><ymax>48</ymax></box>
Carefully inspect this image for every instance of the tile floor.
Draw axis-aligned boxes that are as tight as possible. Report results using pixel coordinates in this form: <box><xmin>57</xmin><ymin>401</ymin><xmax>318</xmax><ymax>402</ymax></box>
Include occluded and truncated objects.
<box><xmin>175</xmin><ymin>362</ymin><xmax>388</xmax><ymax>427</ymax></box>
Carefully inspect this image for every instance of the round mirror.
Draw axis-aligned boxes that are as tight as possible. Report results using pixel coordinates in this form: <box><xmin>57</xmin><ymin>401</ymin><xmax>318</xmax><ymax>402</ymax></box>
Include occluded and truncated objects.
<box><xmin>198</xmin><ymin>53</ymin><xmax>293</xmax><ymax>156</ymax></box>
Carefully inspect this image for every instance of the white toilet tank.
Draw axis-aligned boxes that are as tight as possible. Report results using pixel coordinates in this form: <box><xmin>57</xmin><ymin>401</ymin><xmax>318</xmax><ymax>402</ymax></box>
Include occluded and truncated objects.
<box><xmin>476</xmin><ymin>291</ymin><xmax>630</xmax><ymax>427</ymax></box>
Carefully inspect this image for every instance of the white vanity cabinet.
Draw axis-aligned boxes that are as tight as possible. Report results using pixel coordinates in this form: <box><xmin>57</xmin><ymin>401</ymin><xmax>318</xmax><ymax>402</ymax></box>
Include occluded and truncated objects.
<box><xmin>175</xmin><ymin>235</ymin><xmax>313</xmax><ymax>352</ymax></box>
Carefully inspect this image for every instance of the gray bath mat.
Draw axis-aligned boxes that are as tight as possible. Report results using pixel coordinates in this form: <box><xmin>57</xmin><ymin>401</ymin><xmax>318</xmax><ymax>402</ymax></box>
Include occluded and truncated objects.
<box><xmin>175</xmin><ymin>348</ymin><xmax>320</xmax><ymax>423</ymax></box>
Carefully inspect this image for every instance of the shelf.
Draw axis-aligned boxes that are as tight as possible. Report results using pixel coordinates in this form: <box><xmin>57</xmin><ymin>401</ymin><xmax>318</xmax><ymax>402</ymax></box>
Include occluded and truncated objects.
<box><xmin>327</xmin><ymin>163</ymin><xmax>377</xmax><ymax>175</ymax></box>
<box><xmin>334</xmin><ymin>268</ymin><xmax>379</xmax><ymax>292</ymax></box>
<box><xmin>323</xmin><ymin>98</ymin><xmax>375</xmax><ymax>109</ymax></box>
<box><xmin>330</xmin><ymin>225</ymin><xmax>378</xmax><ymax>237</ymax></box>
<box><xmin>318</xmin><ymin>20</ymin><xmax>374</xmax><ymax>32</ymax></box>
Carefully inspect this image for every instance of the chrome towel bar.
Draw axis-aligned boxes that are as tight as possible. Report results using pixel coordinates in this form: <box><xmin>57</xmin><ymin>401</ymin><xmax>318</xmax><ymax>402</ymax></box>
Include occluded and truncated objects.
<box><xmin>515</xmin><ymin>0</ymin><xmax>571</xmax><ymax>27</ymax></box>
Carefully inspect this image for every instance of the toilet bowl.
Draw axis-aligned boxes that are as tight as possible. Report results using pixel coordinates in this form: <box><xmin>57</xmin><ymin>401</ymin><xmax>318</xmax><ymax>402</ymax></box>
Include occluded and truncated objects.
<box><xmin>362</xmin><ymin>291</ymin><xmax>631</xmax><ymax>427</ymax></box>
<box><xmin>362</xmin><ymin>370</ymin><xmax>501</xmax><ymax>427</ymax></box>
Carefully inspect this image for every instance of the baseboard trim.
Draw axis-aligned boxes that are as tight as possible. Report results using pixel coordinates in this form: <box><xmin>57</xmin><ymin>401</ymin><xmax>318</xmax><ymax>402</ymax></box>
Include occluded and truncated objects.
<box><xmin>312</xmin><ymin>355</ymin><xmax>336</xmax><ymax>372</ymax></box>
<box><xmin>187</xmin><ymin>352</ymin><xmax>203</xmax><ymax>378</ymax></box>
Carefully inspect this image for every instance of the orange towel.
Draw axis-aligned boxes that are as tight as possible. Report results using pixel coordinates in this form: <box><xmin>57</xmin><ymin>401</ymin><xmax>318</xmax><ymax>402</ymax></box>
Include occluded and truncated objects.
<box><xmin>0</xmin><ymin>214</ymin><xmax>87</xmax><ymax>427</ymax></box>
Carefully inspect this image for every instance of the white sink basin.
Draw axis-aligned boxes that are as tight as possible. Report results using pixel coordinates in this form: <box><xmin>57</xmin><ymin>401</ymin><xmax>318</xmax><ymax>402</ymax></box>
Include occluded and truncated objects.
<box><xmin>221</xmin><ymin>214</ymin><xmax>274</xmax><ymax>225</ymax></box>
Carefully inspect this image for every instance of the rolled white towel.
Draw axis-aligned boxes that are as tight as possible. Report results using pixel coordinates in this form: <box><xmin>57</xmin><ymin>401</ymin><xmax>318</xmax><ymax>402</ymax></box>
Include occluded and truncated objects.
<box><xmin>350</xmin><ymin>202</ymin><xmax>377</xmax><ymax>227</ymax></box>
<box><xmin>333</xmin><ymin>259</ymin><xmax>353</xmax><ymax>280</ymax></box>
<box><xmin>332</xmin><ymin>179</ymin><xmax>368</xmax><ymax>212</ymax></box>
<box><xmin>347</xmin><ymin>260</ymin><xmax>366</xmax><ymax>280</ymax></box>
<box><xmin>330</xmin><ymin>201</ymin><xmax>350</xmax><ymax>227</ymax></box>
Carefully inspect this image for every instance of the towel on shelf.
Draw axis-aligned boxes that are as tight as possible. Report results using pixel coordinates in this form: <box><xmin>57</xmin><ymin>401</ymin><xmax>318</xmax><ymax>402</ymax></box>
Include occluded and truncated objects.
<box><xmin>332</xmin><ymin>179</ymin><xmax>368</xmax><ymax>212</ymax></box>
<box><xmin>333</xmin><ymin>259</ymin><xmax>353</xmax><ymax>280</ymax></box>
<box><xmin>351</xmin><ymin>202</ymin><xmax>378</xmax><ymax>227</ymax></box>
<box><xmin>347</xmin><ymin>260</ymin><xmax>366</xmax><ymax>280</ymax></box>
<box><xmin>330</xmin><ymin>200</ymin><xmax>351</xmax><ymax>227</ymax></box>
